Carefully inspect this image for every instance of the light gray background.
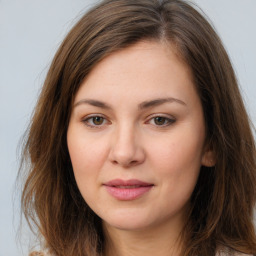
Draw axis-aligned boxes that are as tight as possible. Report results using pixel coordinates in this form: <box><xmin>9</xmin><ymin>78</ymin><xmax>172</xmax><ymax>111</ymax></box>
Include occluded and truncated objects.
<box><xmin>0</xmin><ymin>0</ymin><xmax>255</xmax><ymax>255</ymax></box>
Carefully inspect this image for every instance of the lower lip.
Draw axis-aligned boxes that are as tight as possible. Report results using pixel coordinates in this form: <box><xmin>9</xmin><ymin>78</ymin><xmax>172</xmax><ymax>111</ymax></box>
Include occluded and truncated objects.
<box><xmin>104</xmin><ymin>186</ymin><xmax>153</xmax><ymax>200</ymax></box>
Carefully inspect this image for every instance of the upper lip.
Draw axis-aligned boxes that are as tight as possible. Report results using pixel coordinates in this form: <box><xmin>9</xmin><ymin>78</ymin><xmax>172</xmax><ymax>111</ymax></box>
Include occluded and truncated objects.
<box><xmin>103</xmin><ymin>179</ymin><xmax>153</xmax><ymax>187</ymax></box>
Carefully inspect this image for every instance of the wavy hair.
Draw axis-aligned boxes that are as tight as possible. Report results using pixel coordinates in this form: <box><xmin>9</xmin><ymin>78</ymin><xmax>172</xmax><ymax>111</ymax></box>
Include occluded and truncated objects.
<box><xmin>19</xmin><ymin>0</ymin><xmax>256</xmax><ymax>255</ymax></box>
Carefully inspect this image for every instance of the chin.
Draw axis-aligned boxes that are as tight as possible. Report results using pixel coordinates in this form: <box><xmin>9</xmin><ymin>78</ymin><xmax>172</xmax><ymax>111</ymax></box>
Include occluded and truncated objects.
<box><xmin>104</xmin><ymin>219</ymin><xmax>151</xmax><ymax>231</ymax></box>
<box><xmin>100</xmin><ymin>209</ymin><xmax>158</xmax><ymax>232</ymax></box>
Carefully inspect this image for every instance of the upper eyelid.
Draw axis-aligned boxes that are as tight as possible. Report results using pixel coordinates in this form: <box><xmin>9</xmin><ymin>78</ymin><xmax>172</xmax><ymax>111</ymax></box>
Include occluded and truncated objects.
<box><xmin>82</xmin><ymin>114</ymin><xmax>109</xmax><ymax>121</ymax></box>
<box><xmin>145</xmin><ymin>114</ymin><xmax>176</xmax><ymax>126</ymax></box>
<box><xmin>81</xmin><ymin>113</ymin><xmax>175</xmax><ymax>119</ymax></box>
<box><xmin>145</xmin><ymin>113</ymin><xmax>176</xmax><ymax>120</ymax></box>
<box><xmin>82</xmin><ymin>115</ymin><xmax>110</xmax><ymax>129</ymax></box>
<box><xmin>82</xmin><ymin>113</ymin><xmax>107</xmax><ymax>120</ymax></box>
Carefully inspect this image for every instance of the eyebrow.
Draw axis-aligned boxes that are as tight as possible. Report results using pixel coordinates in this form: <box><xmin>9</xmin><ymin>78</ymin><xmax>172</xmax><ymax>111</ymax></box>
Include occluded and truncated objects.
<box><xmin>74</xmin><ymin>99</ymin><xmax>111</xmax><ymax>109</ymax></box>
<box><xmin>73</xmin><ymin>97</ymin><xmax>186</xmax><ymax>109</ymax></box>
<box><xmin>138</xmin><ymin>97</ymin><xmax>186</xmax><ymax>109</ymax></box>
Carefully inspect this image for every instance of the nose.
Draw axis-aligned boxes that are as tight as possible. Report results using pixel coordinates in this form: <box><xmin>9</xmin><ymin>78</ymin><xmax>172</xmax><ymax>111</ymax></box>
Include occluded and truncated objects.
<box><xmin>109</xmin><ymin>124</ymin><xmax>145</xmax><ymax>168</ymax></box>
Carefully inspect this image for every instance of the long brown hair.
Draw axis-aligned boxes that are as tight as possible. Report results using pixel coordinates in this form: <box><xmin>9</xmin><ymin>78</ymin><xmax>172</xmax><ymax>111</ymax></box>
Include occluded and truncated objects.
<box><xmin>19</xmin><ymin>0</ymin><xmax>256</xmax><ymax>255</ymax></box>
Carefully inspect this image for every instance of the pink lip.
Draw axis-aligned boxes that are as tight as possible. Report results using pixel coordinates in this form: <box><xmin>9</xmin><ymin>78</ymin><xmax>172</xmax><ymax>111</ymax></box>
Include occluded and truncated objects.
<box><xmin>103</xmin><ymin>179</ymin><xmax>154</xmax><ymax>201</ymax></box>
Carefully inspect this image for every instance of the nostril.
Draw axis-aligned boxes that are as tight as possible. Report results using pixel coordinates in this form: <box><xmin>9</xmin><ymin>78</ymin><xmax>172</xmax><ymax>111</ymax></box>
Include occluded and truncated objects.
<box><xmin>130</xmin><ymin>160</ymin><xmax>138</xmax><ymax>166</ymax></box>
<box><xmin>111</xmin><ymin>159</ymin><xmax>139</xmax><ymax>167</ymax></box>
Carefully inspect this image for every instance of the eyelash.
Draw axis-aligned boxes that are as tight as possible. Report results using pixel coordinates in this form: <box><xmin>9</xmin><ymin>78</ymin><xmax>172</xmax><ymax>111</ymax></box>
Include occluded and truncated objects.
<box><xmin>82</xmin><ymin>114</ymin><xmax>176</xmax><ymax>128</ymax></box>
<box><xmin>82</xmin><ymin>115</ymin><xmax>109</xmax><ymax>128</ymax></box>
<box><xmin>146</xmin><ymin>115</ymin><xmax>176</xmax><ymax>127</ymax></box>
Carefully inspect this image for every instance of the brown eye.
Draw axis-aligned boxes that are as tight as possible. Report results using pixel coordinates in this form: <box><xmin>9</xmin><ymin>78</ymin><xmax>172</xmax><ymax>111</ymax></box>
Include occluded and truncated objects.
<box><xmin>148</xmin><ymin>116</ymin><xmax>176</xmax><ymax>127</ymax></box>
<box><xmin>83</xmin><ymin>115</ymin><xmax>108</xmax><ymax>127</ymax></box>
<box><xmin>92</xmin><ymin>116</ymin><xmax>104</xmax><ymax>125</ymax></box>
<box><xmin>154</xmin><ymin>117</ymin><xmax>167</xmax><ymax>125</ymax></box>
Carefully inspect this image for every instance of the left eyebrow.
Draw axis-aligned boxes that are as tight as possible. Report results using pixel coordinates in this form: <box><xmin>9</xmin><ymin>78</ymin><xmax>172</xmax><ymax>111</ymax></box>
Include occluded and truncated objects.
<box><xmin>138</xmin><ymin>97</ymin><xmax>186</xmax><ymax>109</ymax></box>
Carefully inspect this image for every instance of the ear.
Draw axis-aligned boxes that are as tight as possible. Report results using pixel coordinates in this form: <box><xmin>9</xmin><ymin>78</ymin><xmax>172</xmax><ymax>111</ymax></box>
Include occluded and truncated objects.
<box><xmin>201</xmin><ymin>148</ymin><xmax>216</xmax><ymax>167</ymax></box>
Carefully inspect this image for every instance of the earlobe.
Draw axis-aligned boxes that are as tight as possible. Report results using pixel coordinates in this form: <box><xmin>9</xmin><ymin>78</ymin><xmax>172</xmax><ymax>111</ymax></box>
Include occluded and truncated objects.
<box><xmin>201</xmin><ymin>150</ymin><xmax>216</xmax><ymax>167</ymax></box>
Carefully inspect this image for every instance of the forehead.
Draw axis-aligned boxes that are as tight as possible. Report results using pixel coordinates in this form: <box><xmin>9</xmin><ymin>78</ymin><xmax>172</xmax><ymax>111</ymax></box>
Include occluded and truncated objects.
<box><xmin>74</xmin><ymin>40</ymin><xmax>197</xmax><ymax>107</ymax></box>
<box><xmin>84</xmin><ymin>40</ymin><xmax>191</xmax><ymax>82</ymax></box>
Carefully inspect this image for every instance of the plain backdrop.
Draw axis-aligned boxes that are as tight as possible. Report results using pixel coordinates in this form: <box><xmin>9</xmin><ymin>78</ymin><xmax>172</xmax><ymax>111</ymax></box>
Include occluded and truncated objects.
<box><xmin>0</xmin><ymin>0</ymin><xmax>255</xmax><ymax>255</ymax></box>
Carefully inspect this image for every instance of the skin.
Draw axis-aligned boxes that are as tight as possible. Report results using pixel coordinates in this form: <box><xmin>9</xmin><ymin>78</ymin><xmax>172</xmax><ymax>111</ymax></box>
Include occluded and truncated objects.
<box><xmin>67</xmin><ymin>40</ymin><xmax>214</xmax><ymax>256</ymax></box>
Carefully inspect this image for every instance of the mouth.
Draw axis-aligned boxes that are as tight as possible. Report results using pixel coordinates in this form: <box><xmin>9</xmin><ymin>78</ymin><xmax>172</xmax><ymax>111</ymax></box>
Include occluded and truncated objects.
<box><xmin>103</xmin><ymin>179</ymin><xmax>154</xmax><ymax>201</ymax></box>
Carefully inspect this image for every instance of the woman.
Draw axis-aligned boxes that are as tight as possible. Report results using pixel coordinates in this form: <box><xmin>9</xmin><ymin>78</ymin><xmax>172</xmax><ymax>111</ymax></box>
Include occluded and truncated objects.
<box><xmin>20</xmin><ymin>0</ymin><xmax>256</xmax><ymax>255</ymax></box>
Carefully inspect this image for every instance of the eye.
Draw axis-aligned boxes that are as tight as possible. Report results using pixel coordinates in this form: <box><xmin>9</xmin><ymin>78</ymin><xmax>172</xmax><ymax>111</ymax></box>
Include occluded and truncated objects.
<box><xmin>148</xmin><ymin>116</ymin><xmax>176</xmax><ymax>127</ymax></box>
<box><xmin>82</xmin><ymin>115</ymin><xmax>108</xmax><ymax>128</ymax></box>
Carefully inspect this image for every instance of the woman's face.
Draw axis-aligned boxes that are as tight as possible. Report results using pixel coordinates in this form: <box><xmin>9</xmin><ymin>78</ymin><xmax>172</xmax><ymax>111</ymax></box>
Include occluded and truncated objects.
<box><xmin>67</xmin><ymin>41</ymin><xmax>213</xmax><ymax>232</ymax></box>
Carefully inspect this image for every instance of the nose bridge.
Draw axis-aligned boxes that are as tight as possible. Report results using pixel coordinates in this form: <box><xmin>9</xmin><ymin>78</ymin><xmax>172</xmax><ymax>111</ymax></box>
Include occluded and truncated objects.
<box><xmin>109</xmin><ymin>121</ymin><xmax>144</xmax><ymax>167</ymax></box>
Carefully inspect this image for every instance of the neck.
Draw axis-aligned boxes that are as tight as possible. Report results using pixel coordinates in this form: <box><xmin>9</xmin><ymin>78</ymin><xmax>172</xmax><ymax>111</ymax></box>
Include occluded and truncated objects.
<box><xmin>103</xmin><ymin>218</ymin><xmax>186</xmax><ymax>256</ymax></box>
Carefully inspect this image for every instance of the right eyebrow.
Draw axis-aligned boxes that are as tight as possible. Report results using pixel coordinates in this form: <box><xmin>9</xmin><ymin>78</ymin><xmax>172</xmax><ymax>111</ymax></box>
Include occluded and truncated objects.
<box><xmin>73</xmin><ymin>99</ymin><xmax>112</xmax><ymax>109</ymax></box>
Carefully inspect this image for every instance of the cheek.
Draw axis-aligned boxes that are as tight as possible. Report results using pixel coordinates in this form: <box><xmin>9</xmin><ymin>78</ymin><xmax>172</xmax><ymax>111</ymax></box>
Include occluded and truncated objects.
<box><xmin>147</xmin><ymin>132</ymin><xmax>204</xmax><ymax>211</ymax></box>
<box><xmin>67</xmin><ymin>129</ymin><xmax>110</xmax><ymax>206</ymax></box>
<box><xmin>149</xmin><ymin>132</ymin><xmax>204</xmax><ymax>174</ymax></box>
<box><xmin>67</xmin><ymin>128</ymin><xmax>109</xmax><ymax>177</ymax></box>
<box><xmin>146</xmin><ymin>124</ymin><xmax>205</xmax><ymax>204</ymax></box>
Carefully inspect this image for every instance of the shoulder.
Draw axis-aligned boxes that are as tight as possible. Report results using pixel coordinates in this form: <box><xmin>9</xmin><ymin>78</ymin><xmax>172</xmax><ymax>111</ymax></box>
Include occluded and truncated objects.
<box><xmin>216</xmin><ymin>247</ymin><xmax>253</xmax><ymax>256</ymax></box>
